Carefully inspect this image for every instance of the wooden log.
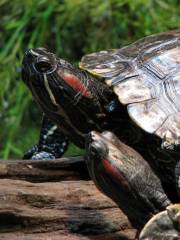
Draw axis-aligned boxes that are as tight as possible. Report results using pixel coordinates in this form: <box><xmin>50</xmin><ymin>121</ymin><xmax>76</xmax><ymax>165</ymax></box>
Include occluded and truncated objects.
<box><xmin>0</xmin><ymin>231</ymin><xmax>137</xmax><ymax>240</ymax></box>
<box><xmin>0</xmin><ymin>179</ymin><xmax>137</xmax><ymax>239</ymax></box>
<box><xmin>0</xmin><ymin>157</ymin><xmax>137</xmax><ymax>239</ymax></box>
<box><xmin>0</xmin><ymin>157</ymin><xmax>89</xmax><ymax>182</ymax></box>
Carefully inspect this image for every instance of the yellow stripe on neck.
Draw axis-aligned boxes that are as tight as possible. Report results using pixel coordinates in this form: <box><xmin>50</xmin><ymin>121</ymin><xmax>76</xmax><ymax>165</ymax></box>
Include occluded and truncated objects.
<box><xmin>43</xmin><ymin>73</ymin><xmax>58</xmax><ymax>106</ymax></box>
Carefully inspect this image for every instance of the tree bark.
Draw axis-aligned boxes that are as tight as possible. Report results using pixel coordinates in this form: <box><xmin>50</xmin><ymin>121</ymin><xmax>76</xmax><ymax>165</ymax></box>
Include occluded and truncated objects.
<box><xmin>0</xmin><ymin>157</ymin><xmax>137</xmax><ymax>240</ymax></box>
<box><xmin>0</xmin><ymin>157</ymin><xmax>89</xmax><ymax>182</ymax></box>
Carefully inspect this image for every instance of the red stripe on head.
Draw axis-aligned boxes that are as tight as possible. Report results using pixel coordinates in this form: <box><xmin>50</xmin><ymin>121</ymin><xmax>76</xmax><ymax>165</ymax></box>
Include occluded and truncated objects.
<box><xmin>62</xmin><ymin>73</ymin><xmax>91</xmax><ymax>98</ymax></box>
<box><xmin>102</xmin><ymin>159</ymin><xmax>131</xmax><ymax>192</ymax></box>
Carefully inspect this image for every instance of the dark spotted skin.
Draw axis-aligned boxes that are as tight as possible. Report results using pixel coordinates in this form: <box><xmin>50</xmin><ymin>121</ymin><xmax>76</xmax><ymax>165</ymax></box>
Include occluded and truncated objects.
<box><xmin>23</xmin><ymin>115</ymin><xmax>68</xmax><ymax>160</ymax></box>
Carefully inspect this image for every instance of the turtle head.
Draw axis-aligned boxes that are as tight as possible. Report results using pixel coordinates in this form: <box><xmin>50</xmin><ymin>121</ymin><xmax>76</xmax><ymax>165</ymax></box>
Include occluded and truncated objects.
<box><xmin>23</xmin><ymin>48</ymin><xmax>93</xmax><ymax>98</ymax></box>
<box><xmin>87</xmin><ymin>131</ymin><xmax>123</xmax><ymax>162</ymax></box>
<box><xmin>22</xmin><ymin>48</ymin><xmax>57</xmax><ymax>79</ymax></box>
<box><xmin>86</xmin><ymin>131</ymin><xmax>127</xmax><ymax>184</ymax></box>
<box><xmin>86</xmin><ymin>131</ymin><xmax>109</xmax><ymax>184</ymax></box>
<box><xmin>22</xmin><ymin>48</ymin><xmax>112</xmax><ymax>147</ymax></box>
<box><xmin>22</xmin><ymin>48</ymin><xmax>60</xmax><ymax>112</ymax></box>
<box><xmin>86</xmin><ymin>131</ymin><xmax>108</xmax><ymax>163</ymax></box>
<box><xmin>86</xmin><ymin>131</ymin><xmax>136</xmax><ymax>215</ymax></box>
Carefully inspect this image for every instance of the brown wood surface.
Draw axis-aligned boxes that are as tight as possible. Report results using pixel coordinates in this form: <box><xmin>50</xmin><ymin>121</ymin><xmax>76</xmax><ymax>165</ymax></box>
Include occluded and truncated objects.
<box><xmin>0</xmin><ymin>157</ymin><xmax>137</xmax><ymax>240</ymax></box>
<box><xmin>0</xmin><ymin>157</ymin><xmax>89</xmax><ymax>182</ymax></box>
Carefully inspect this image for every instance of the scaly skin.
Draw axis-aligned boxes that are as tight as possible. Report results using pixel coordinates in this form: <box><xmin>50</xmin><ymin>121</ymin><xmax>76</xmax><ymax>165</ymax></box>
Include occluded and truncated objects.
<box><xmin>86</xmin><ymin>131</ymin><xmax>171</xmax><ymax>229</ymax></box>
<box><xmin>23</xmin><ymin>115</ymin><xmax>68</xmax><ymax>160</ymax></box>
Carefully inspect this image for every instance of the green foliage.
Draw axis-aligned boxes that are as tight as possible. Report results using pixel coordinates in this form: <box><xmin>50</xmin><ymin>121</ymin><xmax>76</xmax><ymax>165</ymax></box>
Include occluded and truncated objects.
<box><xmin>0</xmin><ymin>0</ymin><xmax>179</xmax><ymax>159</ymax></box>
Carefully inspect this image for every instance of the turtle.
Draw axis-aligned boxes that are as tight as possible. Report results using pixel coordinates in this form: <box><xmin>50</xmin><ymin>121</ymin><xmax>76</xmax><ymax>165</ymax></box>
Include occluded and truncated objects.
<box><xmin>22</xmin><ymin>29</ymin><xmax>180</xmax><ymax>231</ymax></box>
<box><xmin>86</xmin><ymin>130</ymin><xmax>180</xmax><ymax>235</ymax></box>
<box><xmin>86</xmin><ymin>130</ymin><xmax>171</xmax><ymax>228</ymax></box>
<box><xmin>139</xmin><ymin>204</ymin><xmax>180</xmax><ymax>239</ymax></box>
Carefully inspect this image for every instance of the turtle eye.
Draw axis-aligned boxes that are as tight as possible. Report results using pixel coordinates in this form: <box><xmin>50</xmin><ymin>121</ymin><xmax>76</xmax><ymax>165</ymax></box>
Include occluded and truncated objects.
<box><xmin>34</xmin><ymin>61</ymin><xmax>53</xmax><ymax>73</ymax></box>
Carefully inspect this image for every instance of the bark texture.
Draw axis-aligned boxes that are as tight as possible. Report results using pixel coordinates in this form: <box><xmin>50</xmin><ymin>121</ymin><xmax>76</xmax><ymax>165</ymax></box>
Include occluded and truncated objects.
<box><xmin>0</xmin><ymin>157</ymin><xmax>137</xmax><ymax>240</ymax></box>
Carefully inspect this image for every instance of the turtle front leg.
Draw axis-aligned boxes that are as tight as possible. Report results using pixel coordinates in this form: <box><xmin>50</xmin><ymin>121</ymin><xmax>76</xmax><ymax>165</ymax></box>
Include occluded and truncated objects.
<box><xmin>86</xmin><ymin>131</ymin><xmax>171</xmax><ymax>229</ymax></box>
<box><xmin>23</xmin><ymin>115</ymin><xmax>69</xmax><ymax>160</ymax></box>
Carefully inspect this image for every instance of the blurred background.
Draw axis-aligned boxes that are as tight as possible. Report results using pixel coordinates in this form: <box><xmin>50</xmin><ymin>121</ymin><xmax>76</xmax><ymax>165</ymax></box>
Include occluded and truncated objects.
<box><xmin>0</xmin><ymin>0</ymin><xmax>179</xmax><ymax>159</ymax></box>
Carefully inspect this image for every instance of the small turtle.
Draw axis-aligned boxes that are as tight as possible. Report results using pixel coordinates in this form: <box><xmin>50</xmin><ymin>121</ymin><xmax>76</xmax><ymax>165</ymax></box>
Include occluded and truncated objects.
<box><xmin>139</xmin><ymin>204</ymin><xmax>180</xmax><ymax>239</ymax></box>
<box><xmin>86</xmin><ymin>130</ymin><xmax>171</xmax><ymax>228</ymax></box>
<box><xmin>22</xmin><ymin>29</ymin><xmax>180</xmax><ymax>230</ymax></box>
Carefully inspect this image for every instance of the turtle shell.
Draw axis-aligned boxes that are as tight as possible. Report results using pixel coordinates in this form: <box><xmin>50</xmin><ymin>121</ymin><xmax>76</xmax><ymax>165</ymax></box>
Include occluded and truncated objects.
<box><xmin>80</xmin><ymin>29</ymin><xmax>180</xmax><ymax>146</ymax></box>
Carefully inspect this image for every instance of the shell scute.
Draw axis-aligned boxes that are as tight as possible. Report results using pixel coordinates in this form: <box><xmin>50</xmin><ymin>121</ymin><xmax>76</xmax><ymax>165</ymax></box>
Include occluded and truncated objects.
<box><xmin>80</xmin><ymin>30</ymin><xmax>180</xmax><ymax>143</ymax></box>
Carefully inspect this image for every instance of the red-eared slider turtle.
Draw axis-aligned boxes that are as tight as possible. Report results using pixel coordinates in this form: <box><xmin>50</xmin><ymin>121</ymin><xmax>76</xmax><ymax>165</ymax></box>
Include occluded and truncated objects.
<box><xmin>139</xmin><ymin>204</ymin><xmax>180</xmax><ymax>239</ymax></box>
<box><xmin>86</xmin><ymin>130</ymin><xmax>171</xmax><ymax>228</ymax></box>
<box><xmin>22</xmin><ymin>29</ymin><xmax>180</xmax><ymax>231</ymax></box>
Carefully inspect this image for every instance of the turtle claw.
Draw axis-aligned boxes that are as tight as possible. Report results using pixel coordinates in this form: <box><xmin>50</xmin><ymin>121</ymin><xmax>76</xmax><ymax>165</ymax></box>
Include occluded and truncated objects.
<box><xmin>31</xmin><ymin>151</ymin><xmax>56</xmax><ymax>160</ymax></box>
<box><xmin>161</xmin><ymin>139</ymin><xmax>180</xmax><ymax>151</ymax></box>
<box><xmin>139</xmin><ymin>204</ymin><xmax>180</xmax><ymax>240</ymax></box>
<box><xmin>23</xmin><ymin>144</ymin><xmax>39</xmax><ymax>159</ymax></box>
<box><xmin>167</xmin><ymin>204</ymin><xmax>180</xmax><ymax>227</ymax></box>
<box><xmin>23</xmin><ymin>147</ymin><xmax>56</xmax><ymax>160</ymax></box>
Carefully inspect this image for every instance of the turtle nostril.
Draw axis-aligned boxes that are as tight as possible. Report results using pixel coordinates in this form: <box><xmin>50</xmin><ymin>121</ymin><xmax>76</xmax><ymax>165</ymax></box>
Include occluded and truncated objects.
<box><xmin>34</xmin><ymin>61</ymin><xmax>53</xmax><ymax>73</ymax></box>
